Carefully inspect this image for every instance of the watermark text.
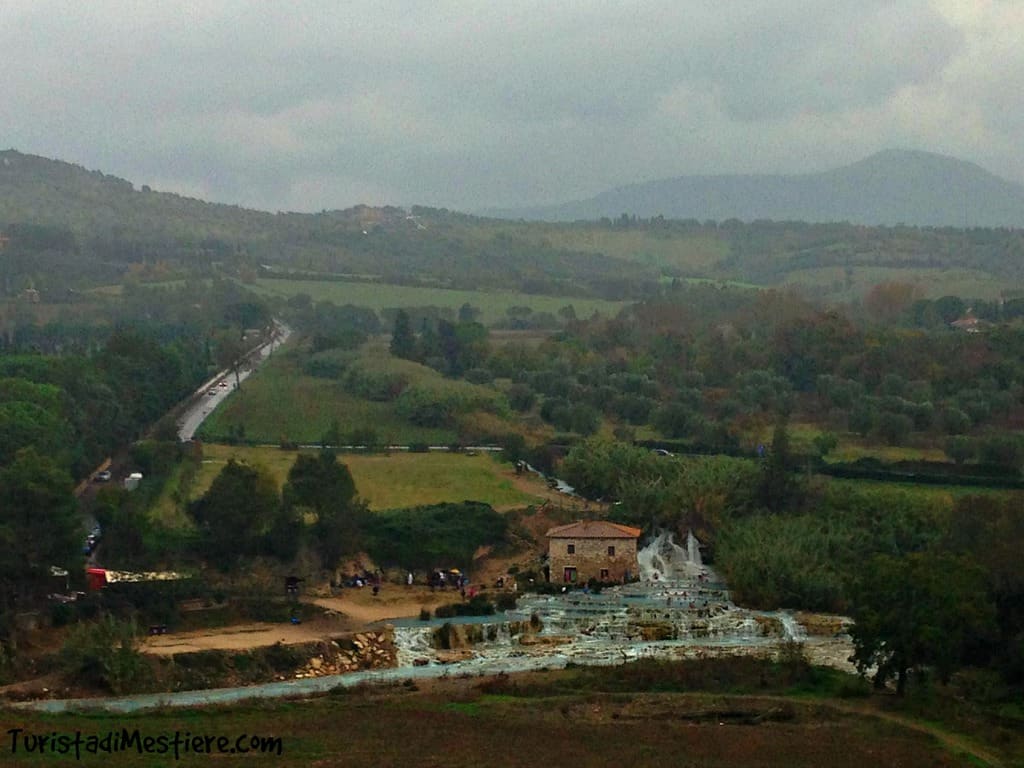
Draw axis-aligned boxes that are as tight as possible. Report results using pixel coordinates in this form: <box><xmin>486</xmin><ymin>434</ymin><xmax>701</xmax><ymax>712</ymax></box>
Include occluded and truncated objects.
<box><xmin>7</xmin><ymin>727</ymin><xmax>283</xmax><ymax>760</ymax></box>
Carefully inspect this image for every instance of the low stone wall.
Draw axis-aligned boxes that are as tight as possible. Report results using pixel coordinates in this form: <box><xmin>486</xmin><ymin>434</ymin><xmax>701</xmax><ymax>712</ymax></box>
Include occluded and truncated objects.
<box><xmin>792</xmin><ymin>612</ymin><xmax>851</xmax><ymax>637</ymax></box>
<box><xmin>159</xmin><ymin>628</ymin><xmax>397</xmax><ymax>691</ymax></box>
<box><xmin>291</xmin><ymin>630</ymin><xmax>395</xmax><ymax>680</ymax></box>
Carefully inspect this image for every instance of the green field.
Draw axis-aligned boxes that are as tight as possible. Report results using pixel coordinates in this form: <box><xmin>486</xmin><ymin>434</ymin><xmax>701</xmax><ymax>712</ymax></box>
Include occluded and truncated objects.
<box><xmin>781</xmin><ymin>265</ymin><xmax>1008</xmax><ymax>301</ymax></box>
<box><xmin>196</xmin><ymin>347</ymin><xmax>458</xmax><ymax>446</ymax></box>
<box><xmin>511</xmin><ymin>224</ymin><xmax>731</xmax><ymax>273</ymax></box>
<box><xmin>251</xmin><ymin>278</ymin><xmax>627</xmax><ymax>324</ymax></box>
<box><xmin>188</xmin><ymin>445</ymin><xmax>538</xmax><ymax>511</ymax></box>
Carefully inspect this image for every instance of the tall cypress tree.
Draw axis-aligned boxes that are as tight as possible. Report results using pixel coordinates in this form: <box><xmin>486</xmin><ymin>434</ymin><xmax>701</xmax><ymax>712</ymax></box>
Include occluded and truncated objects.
<box><xmin>389</xmin><ymin>309</ymin><xmax>416</xmax><ymax>360</ymax></box>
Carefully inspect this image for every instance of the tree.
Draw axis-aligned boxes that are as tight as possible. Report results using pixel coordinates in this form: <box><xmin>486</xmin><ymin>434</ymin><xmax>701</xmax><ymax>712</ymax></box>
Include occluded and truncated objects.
<box><xmin>506</xmin><ymin>383</ymin><xmax>536</xmax><ymax>412</ymax></box>
<box><xmin>653</xmin><ymin>402</ymin><xmax>692</xmax><ymax>438</ymax></box>
<box><xmin>849</xmin><ymin>400</ymin><xmax>875</xmax><ymax>437</ymax></box>
<box><xmin>850</xmin><ymin>552</ymin><xmax>996</xmax><ymax>695</ymax></box>
<box><xmin>283</xmin><ymin>450</ymin><xmax>365</xmax><ymax>568</ymax></box>
<box><xmin>365</xmin><ymin>502</ymin><xmax>506</xmax><ymax>572</ymax></box>
<box><xmin>978</xmin><ymin>434</ymin><xmax>1024</xmax><ymax>472</ymax></box>
<box><xmin>189</xmin><ymin>460</ymin><xmax>284</xmax><ymax>567</ymax></box>
<box><xmin>944</xmin><ymin>435</ymin><xmax>975</xmax><ymax>465</ymax></box>
<box><xmin>876</xmin><ymin>411</ymin><xmax>913</xmax><ymax>446</ymax></box>
<box><xmin>92</xmin><ymin>487</ymin><xmax>155</xmax><ymax>568</ymax></box>
<box><xmin>759</xmin><ymin>417</ymin><xmax>801</xmax><ymax>513</ymax></box>
<box><xmin>946</xmin><ymin>495</ymin><xmax>1024</xmax><ymax>683</ymax></box>
<box><xmin>0</xmin><ymin>448</ymin><xmax>81</xmax><ymax>607</ymax></box>
<box><xmin>933</xmin><ymin>295</ymin><xmax>966</xmax><ymax>324</ymax></box>
<box><xmin>213</xmin><ymin>328</ymin><xmax>249</xmax><ymax>389</ymax></box>
<box><xmin>389</xmin><ymin>309</ymin><xmax>416</xmax><ymax>360</ymax></box>
<box><xmin>457</xmin><ymin>303</ymin><xmax>480</xmax><ymax>323</ymax></box>
<box><xmin>0</xmin><ymin>400</ymin><xmax>73</xmax><ymax>468</ymax></box>
<box><xmin>59</xmin><ymin>615</ymin><xmax>147</xmax><ymax>694</ymax></box>
<box><xmin>863</xmin><ymin>282</ymin><xmax>922</xmax><ymax>323</ymax></box>
<box><xmin>812</xmin><ymin>431</ymin><xmax>838</xmax><ymax>458</ymax></box>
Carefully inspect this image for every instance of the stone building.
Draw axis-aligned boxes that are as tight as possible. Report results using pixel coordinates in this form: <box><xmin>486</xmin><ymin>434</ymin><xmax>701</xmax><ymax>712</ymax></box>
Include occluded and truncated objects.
<box><xmin>545</xmin><ymin>520</ymin><xmax>642</xmax><ymax>584</ymax></box>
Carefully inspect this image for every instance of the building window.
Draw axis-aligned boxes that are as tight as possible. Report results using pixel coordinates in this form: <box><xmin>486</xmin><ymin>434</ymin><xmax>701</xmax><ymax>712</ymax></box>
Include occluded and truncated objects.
<box><xmin>600</xmin><ymin>568</ymin><xmax>609</xmax><ymax>580</ymax></box>
<box><xmin>607</xmin><ymin>545</ymin><xmax>615</xmax><ymax>556</ymax></box>
<box><xmin>567</xmin><ymin>543</ymin><xmax>575</xmax><ymax>554</ymax></box>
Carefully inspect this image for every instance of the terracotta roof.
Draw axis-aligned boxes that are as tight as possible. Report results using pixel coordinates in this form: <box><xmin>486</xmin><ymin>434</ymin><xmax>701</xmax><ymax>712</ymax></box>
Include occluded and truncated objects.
<box><xmin>545</xmin><ymin>520</ymin><xmax>642</xmax><ymax>539</ymax></box>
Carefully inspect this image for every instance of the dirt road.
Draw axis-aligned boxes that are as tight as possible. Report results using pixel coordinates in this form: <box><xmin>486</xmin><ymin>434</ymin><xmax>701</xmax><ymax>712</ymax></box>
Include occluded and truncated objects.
<box><xmin>139</xmin><ymin>585</ymin><xmax>456</xmax><ymax>656</ymax></box>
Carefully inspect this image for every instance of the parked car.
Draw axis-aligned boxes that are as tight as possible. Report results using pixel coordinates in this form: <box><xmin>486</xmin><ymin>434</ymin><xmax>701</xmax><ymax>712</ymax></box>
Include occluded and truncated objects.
<box><xmin>93</xmin><ymin>470</ymin><xmax>112</xmax><ymax>482</ymax></box>
<box><xmin>207</xmin><ymin>389</ymin><xmax>217</xmax><ymax>396</ymax></box>
<box><xmin>218</xmin><ymin>380</ymin><xmax>229</xmax><ymax>388</ymax></box>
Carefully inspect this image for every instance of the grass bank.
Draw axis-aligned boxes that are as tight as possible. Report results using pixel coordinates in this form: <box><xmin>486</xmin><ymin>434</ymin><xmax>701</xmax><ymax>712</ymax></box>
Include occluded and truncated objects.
<box><xmin>196</xmin><ymin>347</ymin><xmax>458</xmax><ymax>446</ymax></box>
<box><xmin>182</xmin><ymin>445</ymin><xmax>539</xmax><ymax>512</ymax></box>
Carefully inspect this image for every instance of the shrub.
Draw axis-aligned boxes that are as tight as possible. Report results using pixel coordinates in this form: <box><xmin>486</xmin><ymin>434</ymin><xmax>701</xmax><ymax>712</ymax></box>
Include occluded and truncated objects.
<box><xmin>59</xmin><ymin>615</ymin><xmax>149</xmax><ymax>694</ymax></box>
<box><xmin>303</xmin><ymin>349</ymin><xmax>355</xmax><ymax>378</ymax></box>
<box><xmin>396</xmin><ymin>380</ymin><xmax>509</xmax><ymax>427</ymax></box>
<box><xmin>464</xmin><ymin>368</ymin><xmax>493</xmax><ymax>385</ymax></box>
<box><xmin>262</xmin><ymin>642</ymin><xmax>305</xmax><ymax>673</ymax></box>
<box><xmin>343</xmin><ymin>362</ymin><xmax>410</xmax><ymax>401</ymax></box>
<box><xmin>458</xmin><ymin>595</ymin><xmax>495</xmax><ymax>616</ymax></box>
<box><xmin>495</xmin><ymin>593</ymin><xmax>518</xmax><ymax>611</ymax></box>
<box><xmin>365</xmin><ymin>502</ymin><xmax>508</xmax><ymax>572</ymax></box>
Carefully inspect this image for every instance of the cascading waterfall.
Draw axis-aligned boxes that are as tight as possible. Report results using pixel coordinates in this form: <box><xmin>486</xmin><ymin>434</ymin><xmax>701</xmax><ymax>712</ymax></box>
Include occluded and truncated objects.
<box><xmin>387</xmin><ymin>528</ymin><xmax>846</xmax><ymax>673</ymax></box>
<box><xmin>637</xmin><ymin>530</ymin><xmax>705</xmax><ymax>581</ymax></box>
<box><xmin>776</xmin><ymin>613</ymin><xmax>807</xmax><ymax>642</ymax></box>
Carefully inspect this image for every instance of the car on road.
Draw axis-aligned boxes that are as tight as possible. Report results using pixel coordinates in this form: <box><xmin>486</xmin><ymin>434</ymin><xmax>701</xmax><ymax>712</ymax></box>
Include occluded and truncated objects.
<box><xmin>207</xmin><ymin>389</ymin><xmax>217</xmax><ymax>396</ymax></box>
<box><xmin>218</xmin><ymin>380</ymin><xmax>229</xmax><ymax>388</ymax></box>
<box><xmin>93</xmin><ymin>470</ymin><xmax>112</xmax><ymax>482</ymax></box>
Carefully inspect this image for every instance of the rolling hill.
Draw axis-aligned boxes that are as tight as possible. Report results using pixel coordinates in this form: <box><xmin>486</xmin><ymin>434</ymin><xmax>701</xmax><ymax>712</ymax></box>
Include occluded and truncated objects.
<box><xmin>487</xmin><ymin>149</ymin><xmax>1024</xmax><ymax>227</ymax></box>
<box><xmin>4</xmin><ymin>148</ymin><xmax>1024</xmax><ymax>303</ymax></box>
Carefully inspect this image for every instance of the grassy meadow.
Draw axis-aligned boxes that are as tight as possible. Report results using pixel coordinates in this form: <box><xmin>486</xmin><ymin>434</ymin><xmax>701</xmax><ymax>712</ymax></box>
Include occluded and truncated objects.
<box><xmin>508</xmin><ymin>223</ymin><xmax>731</xmax><ymax>273</ymax></box>
<box><xmin>782</xmin><ymin>264</ymin><xmax>1008</xmax><ymax>301</ymax></box>
<box><xmin>182</xmin><ymin>444</ymin><xmax>539</xmax><ymax>512</ymax></box>
<box><xmin>251</xmin><ymin>277</ymin><xmax>627</xmax><ymax>324</ymax></box>
<box><xmin>196</xmin><ymin>347</ymin><xmax>458</xmax><ymax>446</ymax></box>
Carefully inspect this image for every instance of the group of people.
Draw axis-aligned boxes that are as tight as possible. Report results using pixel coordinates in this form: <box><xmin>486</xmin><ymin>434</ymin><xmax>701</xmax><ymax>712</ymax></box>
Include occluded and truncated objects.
<box><xmin>336</xmin><ymin>569</ymin><xmax>383</xmax><ymax>595</ymax></box>
<box><xmin>428</xmin><ymin>570</ymin><xmax>467</xmax><ymax>591</ymax></box>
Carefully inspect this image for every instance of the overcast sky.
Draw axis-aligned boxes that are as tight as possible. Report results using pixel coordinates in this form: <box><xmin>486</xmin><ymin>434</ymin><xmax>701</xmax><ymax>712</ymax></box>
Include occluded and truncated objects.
<box><xmin>2</xmin><ymin>1</ymin><xmax>1022</xmax><ymax>212</ymax></box>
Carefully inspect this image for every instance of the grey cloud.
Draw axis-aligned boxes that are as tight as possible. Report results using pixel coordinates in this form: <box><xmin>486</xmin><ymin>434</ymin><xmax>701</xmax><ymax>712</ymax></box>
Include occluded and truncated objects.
<box><xmin>0</xmin><ymin>1</ymin><xmax>1016</xmax><ymax>211</ymax></box>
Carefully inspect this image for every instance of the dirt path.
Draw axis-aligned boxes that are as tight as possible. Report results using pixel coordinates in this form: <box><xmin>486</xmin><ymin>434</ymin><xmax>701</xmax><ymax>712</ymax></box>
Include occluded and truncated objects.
<box><xmin>833</xmin><ymin>699</ymin><xmax>1007</xmax><ymax>768</ymax></box>
<box><xmin>310</xmin><ymin>585</ymin><xmax>455</xmax><ymax>624</ymax></box>
<box><xmin>659</xmin><ymin>692</ymin><xmax>1008</xmax><ymax>768</ymax></box>
<box><xmin>142</xmin><ymin>616</ymin><xmax>355</xmax><ymax>655</ymax></box>
<box><xmin>139</xmin><ymin>586</ymin><xmax>456</xmax><ymax>656</ymax></box>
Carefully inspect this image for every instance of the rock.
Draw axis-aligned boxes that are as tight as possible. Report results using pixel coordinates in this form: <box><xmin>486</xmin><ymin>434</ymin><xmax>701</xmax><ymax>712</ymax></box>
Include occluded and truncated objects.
<box><xmin>793</xmin><ymin>612</ymin><xmax>850</xmax><ymax>636</ymax></box>
<box><xmin>310</xmin><ymin>657</ymin><xmax>323</xmax><ymax>670</ymax></box>
<box><xmin>435</xmin><ymin>649</ymin><xmax>474</xmax><ymax>663</ymax></box>
<box><xmin>519</xmin><ymin>635</ymin><xmax>571</xmax><ymax>647</ymax></box>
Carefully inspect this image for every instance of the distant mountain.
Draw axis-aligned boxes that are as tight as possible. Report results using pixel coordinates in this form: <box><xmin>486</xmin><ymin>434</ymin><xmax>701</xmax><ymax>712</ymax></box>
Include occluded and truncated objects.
<box><xmin>486</xmin><ymin>150</ymin><xmax>1024</xmax><ymax>227</ymax></box>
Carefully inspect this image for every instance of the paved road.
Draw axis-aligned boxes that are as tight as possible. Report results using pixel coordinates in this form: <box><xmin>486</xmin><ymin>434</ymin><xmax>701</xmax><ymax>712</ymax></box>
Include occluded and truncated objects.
<box><xmin>177</xmin><ymin>323</ymin><xmax>291</xmax><ymax>441</ymax></box>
